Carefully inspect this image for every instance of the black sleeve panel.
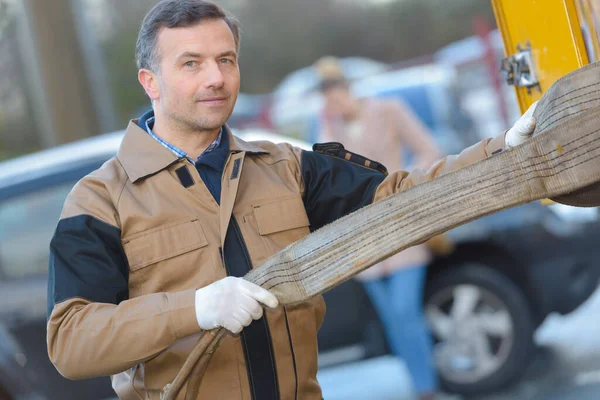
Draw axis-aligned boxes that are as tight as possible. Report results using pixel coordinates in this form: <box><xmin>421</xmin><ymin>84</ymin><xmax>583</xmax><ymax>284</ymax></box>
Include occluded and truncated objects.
<box><xmin>301</xmin><ymin>150</ymin><xmax>386</xmax><ymax>232</ymax></box>
<box><xmin>48</xmin><ymin>215</ymin><xmax>129</xmax><ymax>318</ymax></box>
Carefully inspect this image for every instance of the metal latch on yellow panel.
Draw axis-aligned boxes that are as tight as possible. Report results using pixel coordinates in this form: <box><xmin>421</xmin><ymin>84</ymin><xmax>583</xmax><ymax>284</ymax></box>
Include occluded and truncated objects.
<box><xmin>501</xmin><ymin>42</ymin><xmax>540</xmax><ymax>91</ymax></box>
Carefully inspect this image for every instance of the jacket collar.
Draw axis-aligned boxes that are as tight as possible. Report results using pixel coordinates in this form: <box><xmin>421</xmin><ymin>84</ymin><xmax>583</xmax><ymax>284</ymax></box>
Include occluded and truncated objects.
<box><xmin>229</xmin><ymin>130</ymin><xmax>269</xmax><ymax>154</ymax></box>
<box><xmin>117</xmin><ymin>120</ymin><xmax>180</xmax><ymax>183</ymax></box>
<box><xmin>117</xmin><ymin>113</ymin><xmax>269</xmax><ymax>183</ymax></box>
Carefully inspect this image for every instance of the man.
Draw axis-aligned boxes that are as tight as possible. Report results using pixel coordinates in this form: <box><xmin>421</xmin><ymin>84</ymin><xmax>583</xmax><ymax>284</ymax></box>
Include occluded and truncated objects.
<box><xmin>46</xmin><ymin>1</ymin><xmax>537</xmax><ymax>399</ymax></box>
<box><xmin>315</xmin><ymin>55</ymin><xmax>442</xmax><ymax>400</ymax></box>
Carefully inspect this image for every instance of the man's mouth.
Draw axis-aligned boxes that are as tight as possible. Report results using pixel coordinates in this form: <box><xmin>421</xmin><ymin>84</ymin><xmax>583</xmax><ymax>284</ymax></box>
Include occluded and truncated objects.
<box><xmin>198</xmin><ymin>97</ymin><xmax>228</xmax><ymax>106</ymax></box>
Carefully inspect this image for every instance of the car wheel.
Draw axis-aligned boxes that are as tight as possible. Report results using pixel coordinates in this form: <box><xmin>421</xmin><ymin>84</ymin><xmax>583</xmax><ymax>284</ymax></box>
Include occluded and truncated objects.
<box><xmin>424</xmin><ymin>262</ymin><xmax>535</xmax><ymax>395</ymax></box>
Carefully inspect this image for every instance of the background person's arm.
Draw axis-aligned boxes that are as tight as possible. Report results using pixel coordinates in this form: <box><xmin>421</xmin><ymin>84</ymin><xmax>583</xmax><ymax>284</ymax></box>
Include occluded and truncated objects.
<box><xmin>389</xmin><ymin>99</ymin><xmax>441</xmax><ymax>169</ymax></box>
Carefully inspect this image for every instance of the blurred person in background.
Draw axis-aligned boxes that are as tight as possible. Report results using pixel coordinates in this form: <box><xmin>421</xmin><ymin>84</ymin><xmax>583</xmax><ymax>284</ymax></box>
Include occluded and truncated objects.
<box><xmin>315</xmin><ymin>56</ymin><xmax>444</xmax><ymax>400</ymax></box>
<box><xmin>45</xmin><ymin>0</ymin><xmax>538</xmax><ymax>398</ymax></box>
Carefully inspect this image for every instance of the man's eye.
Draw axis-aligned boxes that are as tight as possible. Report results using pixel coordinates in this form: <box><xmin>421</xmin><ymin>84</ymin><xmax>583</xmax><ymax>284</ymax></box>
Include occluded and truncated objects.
<box><xmin>184</xmin><ymin>61</ymin><xmax>196</xmax><ymax>67</ymax></box>
<box><xmin>220</xmin><ymin>58</ymin><xmax>233</xmax><ymax>64</ymax></box>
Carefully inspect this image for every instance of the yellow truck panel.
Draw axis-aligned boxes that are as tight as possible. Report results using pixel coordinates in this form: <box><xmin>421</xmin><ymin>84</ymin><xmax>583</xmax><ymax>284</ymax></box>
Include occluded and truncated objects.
<box><xmin>492</xmin><ymin>0</ymin><xmax>591</xmax><ymax>113</ymax></box>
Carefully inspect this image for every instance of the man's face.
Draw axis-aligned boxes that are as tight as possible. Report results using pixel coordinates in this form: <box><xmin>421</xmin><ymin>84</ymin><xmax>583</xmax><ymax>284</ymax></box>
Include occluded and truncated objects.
<box><xmin>323</xmin><ymin>85</ymin><xmax>355</xmax><ymax>119</ymax></box>
<box><xmin>150</xmin><ymin>19</ymin><xmax>240</xmax><ymax>132</ymax></box>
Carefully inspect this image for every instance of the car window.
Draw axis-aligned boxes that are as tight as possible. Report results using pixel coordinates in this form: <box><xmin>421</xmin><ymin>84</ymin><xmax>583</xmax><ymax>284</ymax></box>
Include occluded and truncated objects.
<box><xmin>0</xmin><ymin>181</ymin><xmax>76</xmax><ymax>279</ymax></box>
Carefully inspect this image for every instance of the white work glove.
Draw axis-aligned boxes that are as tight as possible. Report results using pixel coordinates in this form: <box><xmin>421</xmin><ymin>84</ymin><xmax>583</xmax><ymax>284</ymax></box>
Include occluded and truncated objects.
<box><xmin>505</xmin><ymin>101</ymin><xmax>538</xmax><ymax>148</ymax></box>
<box><xmin>194</xmin><ymin>277</ymin><xmax>279</xmax><ymax>334</ymax></box>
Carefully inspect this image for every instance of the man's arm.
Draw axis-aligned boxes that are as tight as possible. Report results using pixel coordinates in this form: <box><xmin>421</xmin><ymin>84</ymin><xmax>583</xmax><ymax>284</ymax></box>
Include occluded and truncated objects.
<box><xmin>300</xmin><ymin>132</ymin><xmax>507</xmax><ymax>230</ymax></box>
<box><xmin>373</xmin><ymin>134</ymin><xmax>506</xmax><ymax>202</ymax></box>
<box><xmin>299</xmin><ymin>101</ymin><xmax>538</xmax><ymax>228</ymax></box>
<box><xmin>377</xmin><ymin>101</ymin><xmax>539</xmax><ymax>201</ymax></box>
<box><xmin>47</xmin><ymin>172</ymin><xmax>201</xmax><ymax>379</ymax></box>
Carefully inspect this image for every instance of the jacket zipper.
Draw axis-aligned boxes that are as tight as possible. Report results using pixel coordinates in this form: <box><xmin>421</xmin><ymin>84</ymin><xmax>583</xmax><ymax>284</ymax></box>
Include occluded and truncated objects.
<box><xmin>218</xmin><ymin>247</ymin><xmax>225</xmax><ymax>269</ymax></box>
<box><xmin>220</xmin><ymin>151</ymin><xmax>281</xmax><ymax>399</ymax></box>
<box><xmin>231</xmin><ymin>217</ymin><xmax>281</xmax><ymax>399</ymax></box>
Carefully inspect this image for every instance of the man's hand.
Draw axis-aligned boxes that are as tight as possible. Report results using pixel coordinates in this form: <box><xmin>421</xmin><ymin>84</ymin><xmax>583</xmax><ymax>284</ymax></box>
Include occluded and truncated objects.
<box><xmin>505</xmin><ymin>101</ymin><xmax>538</xmax><ymax>148</ymax></box>
<box><xmin>194</xmin><ymin>277</ymin><xmax>279</xmax><ymax>334</ymax></box>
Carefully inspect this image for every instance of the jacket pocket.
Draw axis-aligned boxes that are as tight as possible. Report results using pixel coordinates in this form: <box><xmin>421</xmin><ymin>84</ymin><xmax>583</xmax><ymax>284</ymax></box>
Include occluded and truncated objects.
<box><xmin>123</xmin><ymin>218</ymin><xmax>209</xmax><ymax>272</ymax></box>
<box><xmin>252</xmin><ymin>196</ymin><xmax>310</xmax><ymax>254</ymax></box>
<box><xmin>253</xmin><ymin>196</ymin><xmax>310</xmax><ymax>235</ymax></box>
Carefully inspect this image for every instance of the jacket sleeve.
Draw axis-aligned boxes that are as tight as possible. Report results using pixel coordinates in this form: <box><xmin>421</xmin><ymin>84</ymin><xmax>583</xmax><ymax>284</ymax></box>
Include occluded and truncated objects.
<box><xmin>47</xmin><ymin>168</ymin><xmax>200</xmax><ymax>380</ymax></box>
<box><xmin>300</xmin><ymin>132</ymin><xmax>506</xmax><ymax>230</ymax></box>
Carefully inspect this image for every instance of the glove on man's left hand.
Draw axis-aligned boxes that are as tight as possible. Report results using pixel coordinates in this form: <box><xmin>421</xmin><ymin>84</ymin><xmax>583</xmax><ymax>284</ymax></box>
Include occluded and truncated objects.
<box><xmin>505</xmin><ymin>101</ymin><xmax>538</xmax><ymax>148</ymax></box>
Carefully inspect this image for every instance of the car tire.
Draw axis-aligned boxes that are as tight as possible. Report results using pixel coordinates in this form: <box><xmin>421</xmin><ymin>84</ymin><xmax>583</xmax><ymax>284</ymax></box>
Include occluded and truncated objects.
<box><xmin>424</xmin><ymin>261</ymin><xmax>535</xmax><ymax>396</ymax></box>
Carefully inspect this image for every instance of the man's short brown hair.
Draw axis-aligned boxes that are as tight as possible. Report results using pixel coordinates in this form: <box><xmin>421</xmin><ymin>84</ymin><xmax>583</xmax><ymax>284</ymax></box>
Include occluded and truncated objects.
<box><xmin>135</xmin><ymin>0</ymin><xmax>240</xmax><ymax>72</ymax></box>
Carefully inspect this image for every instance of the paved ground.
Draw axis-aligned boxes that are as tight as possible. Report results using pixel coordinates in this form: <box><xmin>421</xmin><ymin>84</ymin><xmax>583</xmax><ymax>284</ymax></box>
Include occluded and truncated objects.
<box><xmin>317</xmin><ymin>287</ymin><xmax>600</xmax><ymax>400</ymax></box>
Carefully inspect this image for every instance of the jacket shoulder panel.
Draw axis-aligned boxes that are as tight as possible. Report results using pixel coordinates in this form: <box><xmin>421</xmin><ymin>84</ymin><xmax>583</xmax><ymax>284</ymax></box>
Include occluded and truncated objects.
<box><xmin>300</xmin><ymin>149</ymin><xmax>385</xmax><ymax>231</ymax></box>
<box><xmin>61</xmin><ymin>156</ymin><xmax>127</xmax><ymax>228</ymax></box>
<box><xmin>251</xmin><ymin>140</ymin><xmax>303</xmax><ymax>164</ymax></box>
<box><xmin>250</xmin><ymin>141</ymin><xmax>304</xmax><ymax>193</ymax></box>
<box><xmin>312</xmin><ymin>142</ymin><xmax>388</xmax><ymax>175</ymax></box>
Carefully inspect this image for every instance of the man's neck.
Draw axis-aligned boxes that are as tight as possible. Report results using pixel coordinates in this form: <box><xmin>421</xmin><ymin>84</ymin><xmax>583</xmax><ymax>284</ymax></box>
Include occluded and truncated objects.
<box><xmin>152</xmin><ymin>114</ymin><xmax>220</xmax><ymax>160</ymax></box>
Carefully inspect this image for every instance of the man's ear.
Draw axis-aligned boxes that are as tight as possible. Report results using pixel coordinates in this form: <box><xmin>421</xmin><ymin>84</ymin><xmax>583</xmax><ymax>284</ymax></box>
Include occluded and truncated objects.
<box><xmin>138</xmin><ymin>69</ymin><xmax>160</xmax><ymax>101</ymax></box>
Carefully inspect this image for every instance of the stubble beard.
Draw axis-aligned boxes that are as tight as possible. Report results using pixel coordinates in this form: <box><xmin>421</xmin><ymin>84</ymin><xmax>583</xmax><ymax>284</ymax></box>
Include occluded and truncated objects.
<box><xmin>169</xmin><ymin>102</ymin><xmax>233</xmax><ymax>135</ymax></box>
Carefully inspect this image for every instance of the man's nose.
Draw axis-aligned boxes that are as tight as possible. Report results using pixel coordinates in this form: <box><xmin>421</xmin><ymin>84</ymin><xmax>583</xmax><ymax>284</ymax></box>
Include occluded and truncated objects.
<box><xmin>204</xmin><ymin>61</ymin><xmax>225</xmax><ymax>89</ymax></box>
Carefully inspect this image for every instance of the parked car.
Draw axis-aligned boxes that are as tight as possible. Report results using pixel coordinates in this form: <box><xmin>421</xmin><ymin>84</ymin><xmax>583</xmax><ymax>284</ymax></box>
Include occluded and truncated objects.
<box><xmin>0</xmin><ymin>128</ymin><xmax>598</xmax><ymax>398</ymax></box>
<box><xmin>0</xmin><ymin>133</ymin><xmax>123</xmax><ymax>400</ymax></box>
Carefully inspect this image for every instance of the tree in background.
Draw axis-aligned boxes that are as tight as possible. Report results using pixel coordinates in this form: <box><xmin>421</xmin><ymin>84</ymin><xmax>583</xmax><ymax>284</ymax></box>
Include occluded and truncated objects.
<box><xmin>0</xmin><ymin>0</ymin><xmax>41</xmax><ymax>159</ymax></box>
<box><xmin>0</xmin><ymin>0</ymin><xmax>9</xmax><ymax>38</ymax></box>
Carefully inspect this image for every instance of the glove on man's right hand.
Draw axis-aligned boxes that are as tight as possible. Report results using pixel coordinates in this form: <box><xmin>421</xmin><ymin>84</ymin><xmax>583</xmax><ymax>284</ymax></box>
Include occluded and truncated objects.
<box><xmin>194</xmin><ymin>277</ymin><xmax>279</xmax><ymax>334</ymax></box>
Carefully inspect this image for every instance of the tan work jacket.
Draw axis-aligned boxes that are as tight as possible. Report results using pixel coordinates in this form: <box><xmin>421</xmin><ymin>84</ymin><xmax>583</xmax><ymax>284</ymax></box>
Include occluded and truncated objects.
<box><xmin>47</xmin><ymin>117</ymin><xmax>505</xmax><ymax>399</ymax></box>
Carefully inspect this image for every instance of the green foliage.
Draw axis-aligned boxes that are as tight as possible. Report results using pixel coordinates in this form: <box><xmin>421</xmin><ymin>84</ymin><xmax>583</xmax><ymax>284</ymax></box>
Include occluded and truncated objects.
<box><xmin>103</xmin><ymin>24</ymin><xmax>149</xmax><ymax>124</ymax></box>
